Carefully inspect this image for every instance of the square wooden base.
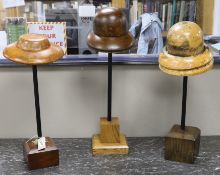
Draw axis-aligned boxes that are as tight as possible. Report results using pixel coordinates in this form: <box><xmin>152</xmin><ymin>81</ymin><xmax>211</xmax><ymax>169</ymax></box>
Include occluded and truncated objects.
<box><xmin>92</xmin><ymin>133</ymin><xmax>129</xmax><ymax>155</ymax></box>
<box><xmin>165</xmin><ymin>125</ymin><xmax>201</xmax><ymax>163</ymax></box>
<box><xmin>23</xmin><ymin>137</ymin><xmax>59</xmax><ymax>170</ymax></box>
<box><xmin>92</xmin><ymin>117</ymin><xmax>129</xmax><ymax>155</ymax></box>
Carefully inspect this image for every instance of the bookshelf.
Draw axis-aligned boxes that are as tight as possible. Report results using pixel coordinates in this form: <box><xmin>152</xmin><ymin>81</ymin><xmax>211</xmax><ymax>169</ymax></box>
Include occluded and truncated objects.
<box><xmin>129</xmin><ymin>0</ymin><xmax>216</xmax><ymax>35</ymax></box>
<box><xmin>129</xmin><ymin>0</ymin><xmax>197</xmax><ymax>32</ymax></box>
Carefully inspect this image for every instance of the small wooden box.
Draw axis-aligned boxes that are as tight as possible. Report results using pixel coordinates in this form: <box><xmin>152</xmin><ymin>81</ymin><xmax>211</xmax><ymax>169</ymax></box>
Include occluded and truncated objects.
<box><xmin>23</xmin><ymin>137</ymin><xmax>59</xmax><ymax>170</ymax></box>
<box><xmin>165</xmin><ymin>125</ymin><xmax>201</xmax><ymax>163</ymax></box>
<box><xmin>92</xmin><ymin>117</ymin><xmax>129</xmax><ymax>155</ymax></box>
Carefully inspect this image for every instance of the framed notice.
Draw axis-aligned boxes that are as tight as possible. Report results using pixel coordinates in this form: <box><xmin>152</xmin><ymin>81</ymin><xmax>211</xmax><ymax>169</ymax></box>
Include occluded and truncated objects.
<box><xmin>27</xmin><ymin>22</ymin><xmax>67</xmax><ymax>54</ymax></box>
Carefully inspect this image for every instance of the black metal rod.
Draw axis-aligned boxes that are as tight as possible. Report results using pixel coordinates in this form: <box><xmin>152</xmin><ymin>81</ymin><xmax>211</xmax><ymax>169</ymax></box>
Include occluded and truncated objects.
<box><xmin>32</xmin><ymin>65</ymin><xmax>42</xmax><ymax>137</ymax></box>
<box><xmin>107</xmin><ymin>53</ymin><xmax>112</xmax><ymax>121</ymax></box>
<box><xmin>181</xmin><ymin>76</ymin><xmax>188</xmax><ymax>130</ymax></box>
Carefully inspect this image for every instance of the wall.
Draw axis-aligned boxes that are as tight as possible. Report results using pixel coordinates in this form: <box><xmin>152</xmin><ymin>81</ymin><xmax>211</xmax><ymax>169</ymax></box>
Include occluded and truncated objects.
<box><xmin>0</xmin><ymin>65</ymin><xmax>219</xmax><ymax>138</ymax></box>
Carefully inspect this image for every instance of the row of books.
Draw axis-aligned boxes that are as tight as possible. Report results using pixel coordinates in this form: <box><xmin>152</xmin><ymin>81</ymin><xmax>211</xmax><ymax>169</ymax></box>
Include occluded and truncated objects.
<box><xmin>159</xmin><ymin>0</ymin><xmax>196</xmax><ymax>31</ymax></box>
<box><xmin>130</xmin><ymin>0</ymin><xmax>196</xmax><ymax>31</ymax></box>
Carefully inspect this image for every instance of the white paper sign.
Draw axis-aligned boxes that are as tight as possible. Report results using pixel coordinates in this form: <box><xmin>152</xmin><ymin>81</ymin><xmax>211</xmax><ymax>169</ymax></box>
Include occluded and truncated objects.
<box><xmin>27</xmin><ymin>22</ymin><xmax>67</xmax><ymax>54</ymax></box>
<box><xmin>79</xmin><ymin>5</ymin><xmax>96</xmax><ymax>17</ymax></box>
<box><xmin>38</xmin><ymin>137</ymin><xmax>46</xmax><ymax>151</ymax></box>
<box><xmin>0</xmin><ymin>31</ymin><xmax>7</xmax><ymax>59</ymax></box>
<box><xmin>3</xmin><ymin>0</ymin><xmax>25</xmax><ymax>8</ymax></box>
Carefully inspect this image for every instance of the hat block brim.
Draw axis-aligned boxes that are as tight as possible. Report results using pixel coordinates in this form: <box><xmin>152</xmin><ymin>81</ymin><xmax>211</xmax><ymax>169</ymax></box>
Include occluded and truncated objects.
<box><xmin>87</xmin><ymin>32</ymin><xmax>135</xmax><ymax>52</ymax></box>
<box><xmin>159</xmin><ymin>59</ymin><xmax>213</xmax><ymax>76</ymax></box>
<box><xmin>159</xmin><ymin>46</ymin><xmax>214</xmax><ymax>76</ymax></box>
<box><xmin>3</xmin><ymin>42</ymin><xmax>64</xmax><ymax>65</ymax></box>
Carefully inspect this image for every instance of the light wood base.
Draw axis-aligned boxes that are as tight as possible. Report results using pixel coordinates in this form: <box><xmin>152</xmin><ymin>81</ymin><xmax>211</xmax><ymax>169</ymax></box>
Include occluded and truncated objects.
<box><xmin>92</xmin><ymin>117</ymin><xmax>129</xmax><ymax>155</ymax></box>
<box><xmin>165</xmin><ymin>125</ymin><xmax>200</xmax><ymax>164</ymax></box>
<box><xmin>92</xmin><ymin>134</ymin><xmax>128</xmax><ymax>155</ymax></box>
<box><xmin>23</xmin><ymin>137</ymin><xmax>59</xmax><ymax>170</ymax></box>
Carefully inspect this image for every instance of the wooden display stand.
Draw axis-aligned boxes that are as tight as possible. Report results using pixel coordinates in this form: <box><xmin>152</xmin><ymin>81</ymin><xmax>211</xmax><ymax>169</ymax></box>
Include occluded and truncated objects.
<box><xmin>92</xmin><ymin>53</ymin><xmax>128</xmax><ymax>155</ymax></box>
<box><xmin>23</xmin><ymin>66</ymin><xmax>59</xmax><ymax>169</ymax></box>
<box><xmin>23</xmin><ymin>137</ymin><xmax>59</xmax><ymax>170</ymax></box>
<box><xmin>92</xmin><ymin>117</ymin><xmax>128</xmax><ymax>155</ymax></box>
<box><xmin>164</xmin><ymin>77</ymin><xmax>201</xmax><ymax>163</ymax></box>
<box><xmin>165</xmin><ymin>125</ymin><xmax>200</xmax><ymax>163</ymax></box>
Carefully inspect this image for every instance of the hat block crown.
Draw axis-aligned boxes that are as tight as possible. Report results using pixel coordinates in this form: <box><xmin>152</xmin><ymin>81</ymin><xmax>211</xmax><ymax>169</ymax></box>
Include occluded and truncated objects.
<box><xmin>93</xmin><ymin>8</ymin><xmax>128</xmax><ymax>37</ymax></box>
<box><xmin>166</xmin><ymin>21</ymin><xmax>204</xmax><ymax>57</ymax></box>
<box><xmin>87</xmin><ymin>7</ymin><xmax>134</xmax><ymax>52</ymax></box>
<box><xmin>17</xmin><ymin>34</ymin><xmax>50</xmax><ymax>52</ymax></box>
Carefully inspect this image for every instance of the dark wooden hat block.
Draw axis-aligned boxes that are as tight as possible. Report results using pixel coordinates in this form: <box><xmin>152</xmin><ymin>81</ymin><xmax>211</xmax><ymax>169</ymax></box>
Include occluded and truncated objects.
<box><xmin>164</xmin><ymin>77</ymin><xmax>201</xmax><ymax>164</ymax></box>
<box><xmin>92</xmin><ymin>53</ymin><xmax>128</xmax><ymax>155</ymax></box>
<box><xmin>23</xmin><ymin>137</ymin><xmax>59</xmax><ymax>170</ymax></box>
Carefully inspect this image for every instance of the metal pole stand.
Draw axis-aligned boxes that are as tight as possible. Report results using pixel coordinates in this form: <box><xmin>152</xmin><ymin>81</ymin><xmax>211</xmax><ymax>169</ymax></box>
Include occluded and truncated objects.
<box><xmin>23</xmin><ymin>65</ymin><xmax>59</xmax><ymax>170</ymax></box>
<box><xmin>164</xmin><ymin>76</ymin><xmax>201</xmax><ymax>163</ymax></box>
<box><xmin>32</xmin><ymin>65</ymin><xmax>42</xmax><ymax>137</ymax></box>
<box><xmin>92</xmin><ymin>53</ymin><xmax>128</xmax><ymax>155</ymax></box>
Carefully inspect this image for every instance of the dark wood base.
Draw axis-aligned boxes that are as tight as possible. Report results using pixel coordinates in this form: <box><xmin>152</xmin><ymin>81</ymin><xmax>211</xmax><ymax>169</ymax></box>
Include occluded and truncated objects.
<box><xmin>23</xmin><ymin>137</ymin><xmax>59</xmax><ymax>170</ymax></box>
<box><xmin>165</xmin><ymin>125</ymin><xmax>201</xmax><ymax>163</ymax></box>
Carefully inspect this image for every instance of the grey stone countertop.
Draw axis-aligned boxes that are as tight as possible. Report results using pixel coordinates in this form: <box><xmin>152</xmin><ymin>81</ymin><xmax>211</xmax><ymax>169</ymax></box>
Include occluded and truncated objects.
<box><xmin>0</xmin><ymin>137</ymin><xmax>220</xmax><ymax>175</ymax></box>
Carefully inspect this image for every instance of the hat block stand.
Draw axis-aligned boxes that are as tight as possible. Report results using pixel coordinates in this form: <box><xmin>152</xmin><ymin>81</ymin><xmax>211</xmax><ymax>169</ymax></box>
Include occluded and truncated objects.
<box><xmin>92</xmin><ymin>53</ymin><xmax>129</xmax><ymax>155</ymax></box>
<box><xmin>23</xmin><ymin>65</ymin><xmax>59</xmax><ymax>170</ymax></box>
<box><xmin>165</xmin><ymin>76</ymin><xmax>200</xmax><ymax>163</ymax></box>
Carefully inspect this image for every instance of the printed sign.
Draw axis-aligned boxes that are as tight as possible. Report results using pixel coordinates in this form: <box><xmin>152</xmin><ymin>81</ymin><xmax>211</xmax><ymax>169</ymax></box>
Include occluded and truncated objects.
<box><xmin>3</xmin><ymin>0</ymin><xmax>25</xmax><ymax>8</ymax></box>
<box><xmin>79</xmin><ymin>5</ymin><xmax>96</xmax><ymax>17</ymax></box>
<box><xmin>27</xmin><ymin>22</ymin><xmax>67</xmax><ymax>54</ymax></box>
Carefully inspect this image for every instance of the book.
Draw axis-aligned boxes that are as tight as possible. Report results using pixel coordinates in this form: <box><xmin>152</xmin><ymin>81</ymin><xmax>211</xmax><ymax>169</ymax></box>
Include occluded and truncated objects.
<box><xmin>148</xmin><ymin>1</ymin><xmax>152</xmax><ymax>12</ymax></box>
<box><xmin>171</xmin><ymin>0</ymin><xmax>176</xmax><ymax>25</ymax></box>
<box><xmin>162</xmin><ymin>3</ymin><xmax>167</xmax><ymax>30</ymax></box>
<box><xmin>130</xmin><ymin>4</ymin><xmax>134</xmax><ymax>25</ymax></box>
<box><xmin>175</xmin><ymin>0</ymin><xmax>181</xmax><ymax>23</ymax></box>
<box><xmin>183</xmin><ymin>1</ymin><xmax>189</xmax><ymax>21</ymax></box>
<box><xmin>167</xmin><ymin>2</ymin><xmax>173</xmax><ymax>30</ymax></box>
<box><xmin>132</xmin><ymin>0</ymin><xmax>138</xmax><ymax>22</ymax></box>
<box><xmin>143</xmin><ymin>0</ymin><xmax>148</xmax><ymax>13</ymax></box>
<box><xmin>188</xmin><ymin>0</ymin><xmax>196</xmax><ymax>21</ymax></box>
<box><xmin>179</xmin><ymin>0</ymin><xmax>185</xmax><ymax>22</ymax></box>
<box><xmin>159</xmin><ymin>3</ymin><xmax>163</xmax><ymax>20</ymax></box>
<box><xmin>165</xmin><ymin>3</ymin><xmax>168</xmax><ymax>30</ymax></box>
<box><xmin>36</xmin><ymin>1</ymin><xmax>43</xmax><ymax>22</ymax></box>
<box><xmin>155</xmin><ymin>1</ymin><xmax>160</xmax><ymax>13</ymax></box>
<box><xmin>137</xmin><ymin>2</ymin><xmax>143</xmax><ymax>19</ymax></box>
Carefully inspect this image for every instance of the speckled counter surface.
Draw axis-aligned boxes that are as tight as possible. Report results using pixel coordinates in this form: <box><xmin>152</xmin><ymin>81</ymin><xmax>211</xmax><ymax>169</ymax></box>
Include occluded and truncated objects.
<box><xmin>0</xmin><ymin>137</ymin><xmax>220</xmax><ymax>175</ymax></box>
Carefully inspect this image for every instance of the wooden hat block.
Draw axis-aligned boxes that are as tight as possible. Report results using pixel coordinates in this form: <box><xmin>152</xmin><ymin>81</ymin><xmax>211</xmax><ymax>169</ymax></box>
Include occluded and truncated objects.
<box><xmin>92</xmin><ymin>117</ymin><xmax>129</xmax><ymax>155</ymax></box>
<box><xmin>23</xmin><ymin>137</ymin><xmax>59</xmax><ymax>170</ymax></box>
<box><xmin>165</xmin><ymin>124</ymin><xmax>201</xmax><ymax>163</ymax></box>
